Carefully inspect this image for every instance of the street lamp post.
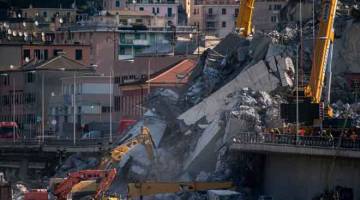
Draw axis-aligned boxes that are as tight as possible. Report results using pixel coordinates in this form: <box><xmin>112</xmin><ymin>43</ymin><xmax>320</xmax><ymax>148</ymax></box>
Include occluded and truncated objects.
<box><xmin>10</xmin><ymin>65</ymin><xmax>16</xmax><ymax>143</ymax></box>
<box><xmin>73</xmin><ymin>72</ymin><xmax>77</xmax><ymax>145</ymax></box>
<box><xmin>41</xmin><ymin>72</ymin><xmax>45</xmax><ymax>143</ymax></box>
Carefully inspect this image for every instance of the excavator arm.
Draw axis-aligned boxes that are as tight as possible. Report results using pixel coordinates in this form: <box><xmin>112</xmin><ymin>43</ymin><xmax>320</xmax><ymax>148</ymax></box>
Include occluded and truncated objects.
<box><xmin>236</xmin><ymin>0</ymin><xmax>256</xmax><ymax>37</ymax></box>
<box><xmin>127</xmin><ymin>181</ymin><xmax>233</xmax><ymax>199</ymax></box>
<box><xmin>99</xmin><ymin>126</ymin><xmax>156</xmax><ymax>170</ymax></box>
<box><xmin>53</xmin><ymin>170</ymin><xmax>116</xmax><ymax>200</ymax></box>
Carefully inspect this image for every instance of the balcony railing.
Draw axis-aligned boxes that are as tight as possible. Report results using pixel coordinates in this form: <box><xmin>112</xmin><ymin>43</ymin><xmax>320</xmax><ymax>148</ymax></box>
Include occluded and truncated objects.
<box><xmin>133</xmin><ymin>39</ymin><xmax>150</xmax><ymax>46</ymax></box>
<box><xmin>232</xmin><ymin>132</ymin><xmax>360</xmax><ymax>151</ymax></box>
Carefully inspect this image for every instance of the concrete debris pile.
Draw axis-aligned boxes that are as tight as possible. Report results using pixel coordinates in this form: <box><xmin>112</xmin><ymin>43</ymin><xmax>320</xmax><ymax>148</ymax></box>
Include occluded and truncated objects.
<box><xmin>12</xmin><ymin>183</ymin><xmax>28</xmax><ymax>200</ymax></box>
<box><xmin>184</xmin><ymin>33</ymin><xmax>295</xmax><ymax>107</ymax></box>
<box><xmin>332</xmin><ymin>101</ymin><xmax>360</xmax><ymax>127</ymax></box>
<box><xmin>180</xmin><ymin>88</ymin><xmax>284</xmax><ymax>177</ymax></box>
<box><xmin>56</xmin><ymin>154</ymin><xmax>98</xmax><ymax>177</ymax></box>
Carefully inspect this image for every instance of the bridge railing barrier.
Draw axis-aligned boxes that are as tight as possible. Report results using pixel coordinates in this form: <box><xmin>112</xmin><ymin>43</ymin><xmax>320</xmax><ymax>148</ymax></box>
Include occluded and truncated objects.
<box><xmin>232</xmin><ymin>132</ymin><xmax>360</xmax><ymax>151</ymax></box>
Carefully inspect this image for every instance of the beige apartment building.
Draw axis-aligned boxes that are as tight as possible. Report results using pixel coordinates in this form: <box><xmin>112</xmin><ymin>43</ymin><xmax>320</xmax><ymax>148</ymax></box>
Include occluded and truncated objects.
<box><xmin>186</xmin><ymin>0</ymin><xmax>288</xmax><ymax>38</ymax></box>
<box><xmin>103</xmin><ymin>0</ymin><xmax>179</xmax><ymax>26</ymax></box>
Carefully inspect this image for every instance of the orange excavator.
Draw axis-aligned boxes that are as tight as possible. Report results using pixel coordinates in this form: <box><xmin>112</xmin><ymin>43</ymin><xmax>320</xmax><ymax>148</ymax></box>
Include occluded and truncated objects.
<box><xmin>24</xmin><ymin>126</ymin><xmax>156</xmax><ymax>200</ymax></box>
<box><xmin>56</xmin><ymin>126</ymin><xmax>155</xmax><ymax>200</ymax></box>
<box><xmin>52</xmin><ymin>169</ymin><xmax>117</xmax><ymax>200</ymax></box>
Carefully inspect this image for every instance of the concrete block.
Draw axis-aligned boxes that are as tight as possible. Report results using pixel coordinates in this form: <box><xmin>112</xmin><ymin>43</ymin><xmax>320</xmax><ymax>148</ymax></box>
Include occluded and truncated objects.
<box><xmin>178</xmin><ymin>60</ymin><xmax>279</xmax><ymax>126</ymax></box>
<box><xmin>208</xmin><ymin>190</ymin><xmax>242</xmax><ymax>200</ymax></box>
<box><xmin>183</xmin><ymin>117</ymin><xmax>224</xmax><ymax>173</ymax></box>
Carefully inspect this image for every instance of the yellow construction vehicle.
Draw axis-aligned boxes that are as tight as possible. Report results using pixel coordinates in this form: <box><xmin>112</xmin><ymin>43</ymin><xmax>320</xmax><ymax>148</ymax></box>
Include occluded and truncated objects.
<box><xmin>236</xmin><ymin>0</ymin><xmax>256</xmax><ymax>37</ymax></box>
<box><xmin>98</xmin><ymin>126</ymin><xmax>156</xmax><ymax>170</ymax></box>
<box><xmin>281</xmin><ymin>0</ymin><xmax>340</xmax><ymax>127</ymax></box>
<box><xmin>65</xmin><ymin>126</ymin><xmax>156</xmax><ymax>200</ymax></box>
<box><xmin>127</xmin><ymin>181</ymin><xmax>233</xmax><ymax>199</ymax></box>
<box><xmin>79</xmin><ymin>181</ymin><xmax>233</xmax><ymax>200</ymax></box>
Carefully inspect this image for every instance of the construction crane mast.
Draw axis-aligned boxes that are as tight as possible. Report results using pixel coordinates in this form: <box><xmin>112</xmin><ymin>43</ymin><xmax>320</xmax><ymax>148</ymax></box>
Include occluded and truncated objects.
<box><xmin>236</xmin><ymin>0</ymin><xmax>256</xmax><ymax>37</ymax></box>
<box><xmin>305</xmin><ymin>0</ymin><xmax>337</xmax><ymax>110</ymax></box>
<box><xmin>281</xmin><ymin>0</ymin><xmax>338</xmax><ymax>125</ymax></box>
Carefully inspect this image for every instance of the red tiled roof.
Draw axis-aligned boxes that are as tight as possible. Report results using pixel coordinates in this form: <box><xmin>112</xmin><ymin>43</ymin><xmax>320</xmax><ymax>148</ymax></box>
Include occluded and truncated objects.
<box><xmin>147</xmin><ymin>59</ymin><xmax>197</xmax><ymax>85</ymax></box>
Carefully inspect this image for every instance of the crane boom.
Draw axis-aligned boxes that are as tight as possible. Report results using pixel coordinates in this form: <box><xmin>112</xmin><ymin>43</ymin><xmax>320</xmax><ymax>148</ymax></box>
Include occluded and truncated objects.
<box><xmin>236</xmin><ymin>0</ymin><xmax>256</xmax><ymax>37</ymax></box>
<box><xmin>304</xmin><ymin>0</ymin><xmax>337</xmax><ymax>104</ymax></box>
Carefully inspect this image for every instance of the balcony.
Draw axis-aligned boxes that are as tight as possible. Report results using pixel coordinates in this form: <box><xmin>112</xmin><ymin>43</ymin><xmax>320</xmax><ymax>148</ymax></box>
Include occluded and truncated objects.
<box><xmin>133</xmin><ymin>39</ymin><xmax>150</xmax><ymax>46</ymax></box>
<box><xmin>166</xmin><ymin>14</ymin><xmax>176</xmax><ymax>18</ymax></box>
<box><xmin>119</xmin><ymin>39</ymin><xmax>150</xmax><ymax>46</ymax></box>
<box><xmin>205</xmin><ymin>13</ymin><xmax>218</xmax><ymax>21</ymax></box>
<box><xmin>118</xmin><ymin>54</ymin><xmax>134</xmax><ymax>60</ymax></box>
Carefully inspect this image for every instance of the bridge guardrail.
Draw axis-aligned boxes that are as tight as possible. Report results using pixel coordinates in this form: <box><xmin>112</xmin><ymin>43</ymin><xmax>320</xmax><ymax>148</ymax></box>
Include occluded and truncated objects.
<box><xmin>232</xmin><ymin>132</ymin><xmax>360</xmax><ymax>151</ymax></box>
<box><xmin>0</xmin><ymin>137</ymin><xmax>116</xmax><ymax>147</ymax></box>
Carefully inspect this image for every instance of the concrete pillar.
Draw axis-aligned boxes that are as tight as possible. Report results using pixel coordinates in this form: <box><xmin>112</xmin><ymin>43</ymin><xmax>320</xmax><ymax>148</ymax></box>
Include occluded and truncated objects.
<box><xmin>19</xmin><ymin>159</ymin><xmax>28</xmax><ymax>181</ymax></box>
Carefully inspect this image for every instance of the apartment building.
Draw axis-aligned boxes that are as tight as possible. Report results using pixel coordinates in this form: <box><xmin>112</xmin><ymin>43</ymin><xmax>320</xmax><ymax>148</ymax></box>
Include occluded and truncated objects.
<box><xmin>103</xmin><ymin>0</ymin><xmax>179</xmax><ymax>26</ymax></box>
<box><xmin>186</xmin><ymin>0</ymin><xmax>288</xmax><ymax>38</ymax></box>
<box><xmin>21</xmin><ymin>4</ymin><xmax>77</xmax><ymax>24</ymax></box>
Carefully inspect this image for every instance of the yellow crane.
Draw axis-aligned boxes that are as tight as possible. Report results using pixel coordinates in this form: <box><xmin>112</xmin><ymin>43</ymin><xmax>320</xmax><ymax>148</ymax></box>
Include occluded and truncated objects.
<box><xmin>281</xmin><ymin>0</ymin><xmax>337</xmax><ymax>125</ymax></box>
<box><xmin>236</xmin><ymin>0</ymin><xmax>256</xmax><ymax>37</ymax></box>
<box><xmin>304</xmin><ymin>0</ymin><xmax>337</xmax><ymax>116</ymax></box>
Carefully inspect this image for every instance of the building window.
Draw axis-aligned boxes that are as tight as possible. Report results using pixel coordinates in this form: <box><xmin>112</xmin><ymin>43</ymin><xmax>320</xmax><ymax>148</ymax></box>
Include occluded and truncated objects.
<box><xmin>135</xmin><ymin>33</ymin><xmax>141</xmax><ymax>39</ymax></box>
<box><xmin>208</xmin><ymin>8</ymin><xmax>213</xmax><ymax>15</ymax></box>
<box><xmin>54</xmin><ymin>49</ymin><xmax>63</xmax><ymax>56</ymax></box>
<box><xmin>156</xmin><ymin>7</ymin><xmax>159</xmax><ymax>14</ymax></box>
<box><xmin>222</xmin><ymin>8</ymin><xmax>226</xmax><ymax>15</ymax></box>
<box><xmin>115</xmin><ymin>0</ymin><xmax>120</xmax><ymax>7</ymax></box>
<box><xmin>43</xmin><ymin>11</ymin><xmax>47</xmax><ymax>17</ymax></box>
<box><xmin>0</xmin><ymin>75</ymin><xmax>9</xmax><ymax>86</ymax></box>
<box><xmin>119</xmin><ymin>47</ymin><xmax>126</xmax><ymax>55</ymax></box>
<box><xmin>152</xmin><ymin>7</ymin><xmax>156</xmax><ymax>14</ymax></box>
<box><xmin>102</xmin><ymin>106</ymin><xmax>111</xmax><ymax>113</ymax></box>
<box><xmin>167</xmin><ymin>7</ymin><xmax>173</xmax><ymax>17</ymax></box>
<box><xmin>139</xmin><ymin>7</ymin><xmax>144</xmax><ymax>11</ymax></box>
<box><xmin>23</xmin><ymin>49</ymin><xmax>30</xmax><ymax>61</ymax></box>
<box><xmin>235</xmin><ymin>8</ymin><xmax>239</xmax><ymax>17</ymax></box>
<box><xmin>271</xmin><ymin>16</ymin><xmax>277</xmax><ymax>22</ymax></box>
<box><xmin>274</xmin><ymin>4</ymin><xmax>282</xmax><ymax>10</ymax></box>
<box><xmin>34</xmin><ymin>49</ymin><xmax>41</xmax><ymax>60</ymax></box>
<box><xmin>26</xmin><ymin>73</ymin><xmax>35</xmax><ymax>83</ymax></box>
<box><xmin>75</xmin><ymin>49</ymin><xmax>83</xmax><ymax>60</ymax></box>
<box><xmin>44</xmin><ymin>49</ymin><xmax>48</xmax><ymax>60</ymax></box>
<box><xmin>222</xmin><ymin>21</ymin><xmax>226</xmax><ymax>28</ymax></box>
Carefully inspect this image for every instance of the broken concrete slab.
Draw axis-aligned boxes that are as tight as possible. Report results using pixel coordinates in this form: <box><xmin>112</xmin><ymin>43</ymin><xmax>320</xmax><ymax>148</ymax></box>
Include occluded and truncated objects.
<box><xmin>183</xmin><ymin>117</ymin><xmax>225</xmax><ymax>174</ymax></box>
<box><xmin>178</xmin><ymin>60</ymin><xmax>280</xmax><ymax>126</ymax></box>
<box><xmin>208</xmin><ymin>190</ymin><xmax>243</xmax><ymax>200</ymax></box>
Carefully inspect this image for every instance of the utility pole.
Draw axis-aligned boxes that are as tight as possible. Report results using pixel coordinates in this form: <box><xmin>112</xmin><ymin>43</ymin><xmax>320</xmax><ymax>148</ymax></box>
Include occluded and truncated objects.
<box><xmin>73</xmin><ymin>72</ymin><xmax>76</xmax><ymax>145</ymax></box>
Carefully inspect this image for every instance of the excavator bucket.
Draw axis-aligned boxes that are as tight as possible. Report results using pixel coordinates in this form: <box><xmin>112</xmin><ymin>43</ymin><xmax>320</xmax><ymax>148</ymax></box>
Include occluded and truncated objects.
<box><xmin>141</xmin><ymin>126</ymin><xmax>157</xmax><ymax>161</ymax></box>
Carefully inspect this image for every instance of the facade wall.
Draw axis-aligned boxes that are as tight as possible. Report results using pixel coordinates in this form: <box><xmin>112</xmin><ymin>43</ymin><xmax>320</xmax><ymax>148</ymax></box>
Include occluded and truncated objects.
<box><xmin>0</xmin><ymin>45</ymin><xmax>22</xmax><ymax>69</ymax></box>
<box><xmin>187</xmin><ymin>0</ymin><xmax>288</xmax><ymax>38</ymax></box>
<box><xmin>264</xmin><ymin>154</ymin><xmax>360</xmax><ymax>200</ymax></box>
<box><xmin>21</xmin><ymin>7</ymin><xmax>77</xmax><ymax>23</ymax></box>
<box><xmin>103</xmin><ymin>0</ymin><xmax>179</xmax><ymax>25</ymax></box>
<box><xmin>49</xmin><ymin>75</ymin><xmax>120</xmax><ymax>137</ymax></box>
<box><xmin>22</xmin><ymin>44</ymin><xmax>91</xmax><ymax>66</ymax></box>
<box><xmin>132</xmin><ymin>4</ymin><xmax>179</xmax><ymax>26</ymax></box>
<box><xmin>252</xmin><ymin>0</ymin><xmax>288</xmax><ymax>32</ymax></box>
<box><xmin>55</xmin><ymin>31</ymin><xmax>117</xmax><ymax>75</ymax></box>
